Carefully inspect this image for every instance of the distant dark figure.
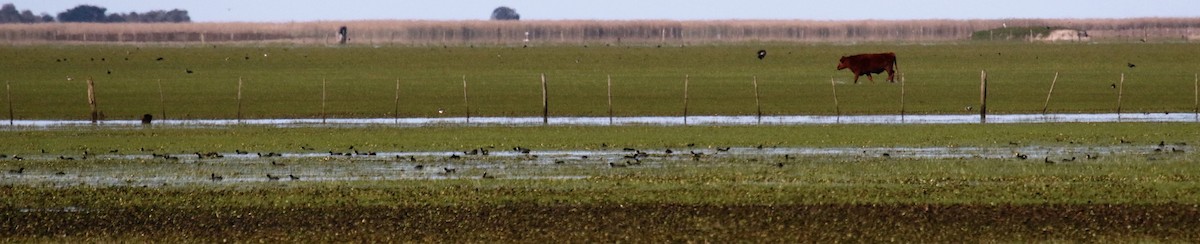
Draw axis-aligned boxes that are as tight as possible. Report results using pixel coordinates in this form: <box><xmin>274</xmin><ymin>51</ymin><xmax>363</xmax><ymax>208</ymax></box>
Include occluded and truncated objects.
<box><xmin>337</xmin><ymin>26</ymin><xmax>349</xmax><ymax>44</ymax></box>
<box><xmin>837</xmin><ymin>52</ymin><xmax>899</xmax><ymax>83</ymax></box>
<box><xmin>141</xmin><ymin>114</ymin><xmax>153</xmax><ymax>125</ymax></box>
<box><xmin>155</xmin><ymin>57</ymin><xmax>164</xmax><ymax>61</ymax></box>
<box><xmin>1127</xmin><ymin>63</ymin><xmax>1136</xmax><ymax>68</ymax></box>
<box><xmin>185</xmin><ymin>69</ymin><xmax>193</xmax><ymax>74</ymax></box>
<box><xmin>757</xmin><ymin>50</ymin><xmax>767</xmax><ymax>60</ymax></box>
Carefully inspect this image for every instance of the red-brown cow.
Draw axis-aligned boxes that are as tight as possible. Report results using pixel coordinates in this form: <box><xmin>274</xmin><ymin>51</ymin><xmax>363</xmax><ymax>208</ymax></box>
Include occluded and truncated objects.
<box><xmin>836</xmin><ymin>52</ymin><xmax>898</xmax><ymax>84</ymax></box>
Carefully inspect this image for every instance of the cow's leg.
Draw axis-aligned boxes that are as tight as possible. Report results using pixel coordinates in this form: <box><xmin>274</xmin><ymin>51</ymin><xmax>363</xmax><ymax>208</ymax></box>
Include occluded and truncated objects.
<box><xmin>852</xmin><ymin>75</ymin><xmax>860</xmax><ymax>84</ymax></box>
<box><xmin>886</xmin><ymin>69</ymin><xmax>896</xmax><ymax>83</ymax></box>
<box><xmin>866</xmin><ymin>74</ymin><xmax>875</xmax><ymax>83</ymax></box>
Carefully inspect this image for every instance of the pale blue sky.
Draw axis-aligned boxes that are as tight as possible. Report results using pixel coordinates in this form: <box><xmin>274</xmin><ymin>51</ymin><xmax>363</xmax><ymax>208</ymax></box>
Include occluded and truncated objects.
<box><xmin>7</xmin><ymin>0</ymin><xmax>1198</xmax><ymax>22</ymax></box>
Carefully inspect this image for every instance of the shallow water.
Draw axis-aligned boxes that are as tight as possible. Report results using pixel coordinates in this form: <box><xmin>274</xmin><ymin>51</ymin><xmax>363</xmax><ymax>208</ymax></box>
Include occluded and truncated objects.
<box><xmin>3</xmin><ymin>113</ymin><xmax>1197</xmax><ymax>129</ymax></box>
<box><xmin>3</xmin><ymin>144</ymin><xmax>1188</xmax><ymax>187</ymax></box>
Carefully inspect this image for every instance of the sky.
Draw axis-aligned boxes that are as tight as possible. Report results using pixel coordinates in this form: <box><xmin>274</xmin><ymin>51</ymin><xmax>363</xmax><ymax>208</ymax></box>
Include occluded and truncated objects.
<box><xmin>7</xmin><ymin>0</ymin><xmax>1199</xmax><ymax>22</ymax></box>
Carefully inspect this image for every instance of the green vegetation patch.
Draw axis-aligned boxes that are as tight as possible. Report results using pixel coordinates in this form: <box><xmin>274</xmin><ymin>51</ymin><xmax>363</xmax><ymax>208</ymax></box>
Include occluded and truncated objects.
<box><xmin>2</xmin><ymin>123</ymin><xmax>1197</xmax><ymax>154</ymax></box>
<box><xmin>972</xmin><ymin>26</ymin><xmax>1068</xmax><ymax>41</ymax></box>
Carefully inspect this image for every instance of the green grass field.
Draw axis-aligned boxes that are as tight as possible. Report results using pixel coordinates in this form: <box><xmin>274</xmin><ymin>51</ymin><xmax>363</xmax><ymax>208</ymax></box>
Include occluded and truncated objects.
<box><xmin>1</xmin><ymin>123</ymin><xmax>1197</xmax><ymax>154</ymax></box>
<box><xmin>2</xmin><ymin>42</ymin><xmax>1198</xmax><ymax>120</ymax></box>
<box><xmin>4</xmin><ymin>42</ymin><xmax>1200</xmax><ymax>242</ymax></box>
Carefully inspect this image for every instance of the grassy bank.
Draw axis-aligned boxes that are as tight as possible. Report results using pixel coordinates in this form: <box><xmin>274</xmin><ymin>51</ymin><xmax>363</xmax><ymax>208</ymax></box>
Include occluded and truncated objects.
<box><xmin>2</xmin><ymin>123</ymin><xmax>1197</xmax><ymax>154</ymax></box>
<box><xmin>4</xmin><ymin>154</ymin><xmax>1199</xmax><ymax>242</ymax></box>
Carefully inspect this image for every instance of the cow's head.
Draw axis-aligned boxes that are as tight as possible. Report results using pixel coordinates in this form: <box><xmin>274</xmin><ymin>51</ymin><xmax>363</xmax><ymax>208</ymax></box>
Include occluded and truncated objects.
<box><xmin>836</xmin><ymin>56</ymin><xmax>849</xmax><ymax>70</ymax></box>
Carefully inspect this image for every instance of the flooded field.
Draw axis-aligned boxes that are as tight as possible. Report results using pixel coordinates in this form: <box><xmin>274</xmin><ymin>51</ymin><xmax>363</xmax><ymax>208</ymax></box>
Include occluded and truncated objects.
<box><xmin>3</xmin><ymin>143</ymin><xmax>1188</xmax><ymax>187</ymax></box>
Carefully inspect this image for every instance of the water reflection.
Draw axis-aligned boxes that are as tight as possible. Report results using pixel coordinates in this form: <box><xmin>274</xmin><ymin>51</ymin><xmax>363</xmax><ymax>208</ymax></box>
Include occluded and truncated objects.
<box><xmin>4</xmin><ymin>113</ymin><xmax>1197</xmax><ymax>129</ymax></box>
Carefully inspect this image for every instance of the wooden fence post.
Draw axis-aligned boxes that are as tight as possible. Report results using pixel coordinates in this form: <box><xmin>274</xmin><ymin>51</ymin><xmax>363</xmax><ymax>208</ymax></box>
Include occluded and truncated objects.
<box><xmin>237</xmin><ymin>77</ymin><xmax>243</xmax><ymax>124</ymax></box>
<box><xmin>462</xmin><ymin>75</ymin><xmax>470</xmax><ymax>123</ymax></box>
<box><xmin>980</xmin><ymin>70</ymin><xmax>988</xmax><ymax>124</ymax></box>
<box><xmin>753</xmin><ymin>76</ymin><xmax>762</xmax><ymax>125</ymax></box>
<box><xmin>900</xmin><ymin>73</ymin><xmax>906</xmax><ymax>122</ymax></box>
<box><xmin>1116</xmin><ymin>73</ymin><xmax>1124</xmax><ymax>121</ymax></box>
<box><xmin>683</xmin><ymin>75</ymin><xmax>689</xmax><ymax>126</ymax></box>
<box><xmin>394</xmin><ymin>78</ymin><xmax>401</xmax><ymax>124</ymax></box>
<box><xmin>541</xmin><ymin>73</ymin><xmax>549</xmax><ymax>125</ymax></box>
<box><xmin>6</xmin><ymin>80</ymin><xmax>12</xmax><ymax>126</ymax></box>
<box><xmin>1042</xmin><ymin>72</ymin><xmax>1059</xmax><ymax>114</ymax></box>
<box><xmin>88</xmin><ymin>78</ymin><xmax>98</xmax><ymax>124</ymax></box>
<box><xmin>157</xmin><ymin>79</ymin><xmax>166</xmax><ymax>120</ymax></box>
<box><xmin>830</xmin><ymin>77</ymin><xmax>840</xmax><ymax>123</ymax></box>
<box><xmin>1193</xmin><ymin>73</ymin><xmax>1198</xmax><ymax>122</ymax></box>
<box><xmin>607</xmin><ymin>75</ymin><xmax>613</xmax><ymax>125</ymax></box>
<box><xmin>321</xmin><ymin>78</ymin><xmax>327</xmax><ymax>124</ymax></box>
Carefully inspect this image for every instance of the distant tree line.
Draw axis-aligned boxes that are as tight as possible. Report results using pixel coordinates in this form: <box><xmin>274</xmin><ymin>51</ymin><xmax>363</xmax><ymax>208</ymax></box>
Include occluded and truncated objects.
<box><xmin>0</xmin><ymin>3</ymin><xmax>53</xmax><ymax>23</ymax></box>
<box><xmin>0</xmin><ymin>3</ymin><xmax>190</xmax><ymax>24</ymax></box>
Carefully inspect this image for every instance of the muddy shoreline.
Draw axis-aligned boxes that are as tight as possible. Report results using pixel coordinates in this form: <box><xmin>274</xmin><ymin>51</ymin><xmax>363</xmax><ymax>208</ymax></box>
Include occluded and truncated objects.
<box><xmin>4</xmin><ymin>203</ymin><xmax>1198</xmax><ymax>242</ymax></box>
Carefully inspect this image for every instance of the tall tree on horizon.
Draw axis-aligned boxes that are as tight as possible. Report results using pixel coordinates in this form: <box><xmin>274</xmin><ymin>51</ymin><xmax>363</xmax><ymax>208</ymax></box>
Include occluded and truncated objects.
<box><xmin>491</xmin><ymin>6</ymin><xmax>519</xmax><ymax>21</ymax></box>
<box><xmin>57</xmin><ymin>5</ymin><xmax>107</xmax><ymax>22</ymax></box>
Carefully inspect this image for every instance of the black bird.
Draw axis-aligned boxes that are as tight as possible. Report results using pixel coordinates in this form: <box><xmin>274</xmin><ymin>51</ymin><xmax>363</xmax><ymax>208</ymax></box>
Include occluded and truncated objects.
<box><xmin>266</xmin><ymin>174</ymin><xmax>280</xmax><ymax>181</ymax></box>
<box><xmin>449</xmin><ymin>154</ymin><xmax>461</xmax><ymax>159</ymax></box>
<box><xmin>716</xmin><ymin>147</ymin><xmax>731</xmax><ymax>152</ymax></box>
<box><xmin>288</xmin><ymin>174</ymin><xmax>300</xmax><ymax>180</ymax></box>
<box><xmin>54</xmin><ymin>171</ymin><xmax>66</xmax><ymax>176</ymax></box>
<box><xmin>881</xmin><ymin>153</ymin><xmax>891</xmax><ymax>157</ymax></box>
<box><xmin>235</xmin><ymin>150</ymin><xmax>249</xmax><ymax>155</ymax></box>
<box><xmin>414</xmin><ymin>164</ymin><xmax>425</xmax><ymax>170</ymax></box>
<box><xmin>1127</xmin><ymin>63</ymin><xmax>1136</xmax><ymax>68</ymax></box>
<box><xmin>776</xmin><ymin>162</ymin><xmax>784</xmax><ymax>168</ymax></box>
<box><xmin>155</xmin><ymin>57</ymin><xmax>164</xmax><ymax>61</ymax></box>
<box><xmin>8</xmin><ymin>168</ymin><xmax>24</xmax><ymax>174</ymax></box>
<box><xmin>1110</xmin><ymin>83</ymin><xmax>1117</xmax><ymax>89</ymax></box>
<box><xmin>1044</xmin><ymin>157</ymin><xmax>1056</xmax><ymax>164</ymax></box>
<box><xmin>1015</xmin><ymin>153</ymin><xmax>1029</xmax><ymax>160</ymax></box>
<box><xmin>185</xmin><ymin>69</ymin><xmax>193</xmax><ymax>74</ymax></box>
<box><xmin>210</xmin><ymin>173</ymin><xmax>223</xmax><ymax>181</ymax></box>
<box><xmin>106</xmin><ymin>70</ymin><xmax>112</xmax><ymax>74</ymax></box>
<box><xmin>443</xmin><ymin>167</ymin><xmax>457</xmax><ymax>173</ymax></box>
<box><xmin>757</xmin><ymin>49</ymin><xmax>767</xmax><ymax>60</ymax></box>
<box><xmin>1062</xmin><ymin>157</ymin><xmax>1076</xmax><ymax>162</ymax></box>
<box><xmin>1086</xmin><ymin>154</ymin><xmax>1099</xmax><ymax>160</ymax></box>
<box><xmin>664</xmin><ymin>149</ymin><xmax>673</xmax><ymax>154</ymax></box>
